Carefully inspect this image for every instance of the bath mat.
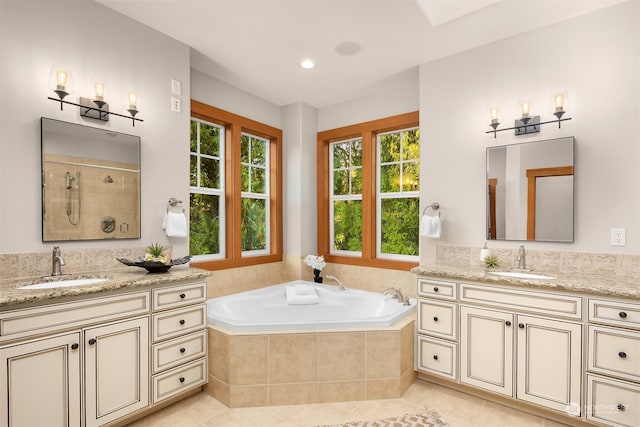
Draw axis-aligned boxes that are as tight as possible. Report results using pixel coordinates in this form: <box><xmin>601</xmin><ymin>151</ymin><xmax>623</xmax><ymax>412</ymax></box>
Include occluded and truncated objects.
<box><xmin>316</xmin><ymin>410</ymin><xmax>449</xmax><ymax>427</ymax></box>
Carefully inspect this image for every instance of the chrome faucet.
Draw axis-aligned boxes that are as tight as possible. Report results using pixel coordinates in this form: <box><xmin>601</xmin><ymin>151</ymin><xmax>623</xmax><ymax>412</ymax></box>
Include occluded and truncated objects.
<box><xmin>384</xmin><ymin>287</ymin><xmax>410</xmax><ymax>305</ymax></box>
<box><xmin>51</xmin><ymin>246</ymin><xmax>66</xmax><ymax>276</ymax></box>
<box><xmin>325</xmin><ymin>274</ymin><xmax>346</xmax><ymax>291</ymax></box>
<box><xmin>516</xmin><ymin>245</ymin><xmax>527</xmax><ymax>270</ymax></box>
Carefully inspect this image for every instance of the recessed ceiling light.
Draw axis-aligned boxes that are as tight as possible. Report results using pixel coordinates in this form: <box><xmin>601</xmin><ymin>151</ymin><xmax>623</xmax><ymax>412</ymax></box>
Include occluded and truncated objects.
<box><xmin>300</xmin><ymin>59</ymin><xmax>315</xmax><ymax>69</ymax></box>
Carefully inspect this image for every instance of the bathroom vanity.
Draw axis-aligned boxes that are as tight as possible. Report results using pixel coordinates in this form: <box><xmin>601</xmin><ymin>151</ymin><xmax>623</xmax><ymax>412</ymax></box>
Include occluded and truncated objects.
<box><xmin>414</xmin><ymin>266</ymin><xmax>640</xmax><ymax>427</ymax></box>
<box><xmin>0</xmin><ymin>269</ymin><xmax>210</xmax><ymax>427</ymax></box>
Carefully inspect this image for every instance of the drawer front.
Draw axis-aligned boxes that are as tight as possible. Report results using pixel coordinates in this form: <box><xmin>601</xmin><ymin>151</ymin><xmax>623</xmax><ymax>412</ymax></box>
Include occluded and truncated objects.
<box><xmin>460</xmin><ymin>283</ymin><xmax>582</xmax><ymax>319</ymax></box>
<box><xmin>0</xmin><ymin>292</ymin><xmax>150</xmax><ymax>341</ymax></box>
<box><xmin>417</xmin><ymin>278</ymin><xmax>456</xmax><ymax>300</ymax></box>
<box><xmin>417</xmin><ymin>300</ymin><xmax>457</xmax><ymax>340</ymax></box>
<box><xmin>152</xmin><ymin>330</ymin><xmax>207</xmax><ymax>373</ymax></box>
<box><xmin>152</xmin><ymin>358</ymin><xmax>208</xmax><ymax>403</ymax></box>
<box><xmin>152</xmin><ymin>282</ymin><xmax>207</xmax><ymax>311</ymax></box>
<box><xmin>587</xmin><ymin>374</ymin><xmax>640</xmax><ymax>427</ymax></box>
<box><xmin>152</xmin><ymin>304</ymin><xmax>207</xmax><ymax>342</ymax></box>
<box><xmin>589</xmin><ymin>299</ymin><xmax>640</xmax><ymax>330</ymax></box>
<box><xmin>588</xmin><ymin>325</ymin><xmax>640</xmax><ymax>382</ymax></box>
<box><xmin>416</xmin><ymin>335</ymin><xmax>457</xmax><ymax>380</ymax></box>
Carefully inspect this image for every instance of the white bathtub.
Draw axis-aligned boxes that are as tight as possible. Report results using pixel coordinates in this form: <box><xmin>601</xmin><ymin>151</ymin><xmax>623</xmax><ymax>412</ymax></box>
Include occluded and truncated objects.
<box><xmin>206</xmin><ymin>280</ymin><xmax>416</xmax><ymax>332</ymax></box>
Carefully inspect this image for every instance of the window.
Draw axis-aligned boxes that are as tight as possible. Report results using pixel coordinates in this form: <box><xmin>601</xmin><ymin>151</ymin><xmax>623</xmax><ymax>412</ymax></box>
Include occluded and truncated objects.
<box><xmin>317</xmin><ymin>112</ymin><xmax>419</xmax><ymax>270</ymax></box>
<box><xmin>190</xmin><ymin>100</ymin><xmax>282</xmax><ymax>270</ymax></box>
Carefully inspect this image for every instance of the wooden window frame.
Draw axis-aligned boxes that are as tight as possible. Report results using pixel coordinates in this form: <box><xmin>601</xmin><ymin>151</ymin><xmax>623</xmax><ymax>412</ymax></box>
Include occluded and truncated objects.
<box><xmin>317</xmin><ymin>112</ymin><xmax>419</xmax><ymax>271</ymax></box>
<box><xmin>190</xmin><ymin>100</ymin><xmax>283</xmax><ymax>270</ymax></box>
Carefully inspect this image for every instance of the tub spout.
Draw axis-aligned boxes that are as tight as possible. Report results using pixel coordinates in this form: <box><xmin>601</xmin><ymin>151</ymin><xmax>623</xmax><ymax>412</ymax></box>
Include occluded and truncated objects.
<box><xmin>384</xmin><ymin>287</ymin><xmax>410</xmax><ymax>305</ymax></box>
<box><xmin>324</xmin><ymin>275</ymin><xmax>346</xmax><ymax>291</ymax></box>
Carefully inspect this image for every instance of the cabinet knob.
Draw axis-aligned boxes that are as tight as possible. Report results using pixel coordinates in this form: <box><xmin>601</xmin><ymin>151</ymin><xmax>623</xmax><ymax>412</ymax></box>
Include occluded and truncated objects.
<box><xmin>619</xmin><ymin>311</ymin><xmax>628</xmax><ymax>318</ymax></box>
<box><xmin>518</xmin><ymin>323</ymin><xmax>525</xmax><ymax>329</ymax></box>
<box><xmin>180</xmin><ymin>293</ymin><xmax>186</xmax><ymax>299</ymax></box>
<box><xmin>179</xmin><ymin>377</ymin><xmax>186</xmax><ymax>383</ymax></box>
<box><xmin>180</xmin><ymin>347</ymin><xmax>186</xmax><ymax>354</ymax></box>
<box><xmin>71</xmin><ymin>343</ymin><xmax>79</xmax><ymax>350</ymax></box>
<box><xmin>433</xmin><ymin>355</ymin><xmax>438</xmax><ymax>360</ymax></box>
<box><xmin>433</xmin><ymin>316</ymin><xmax>439</xmax><ymax>322</ymax></box>
<box><xmin>617</xmin><ymin>404</ymin><xmax>625</xmax><ymax>411</ymax></box>
<box><xmin>505</xmin><ymin>321</ymin><xmax>511</xmax><ymax>326</ymax></box>
<box><xmin>88</xmin><ymin>338</ymin><xmax>96</xmax><ymax>345</ymax></box>
<box><xmin>179</xmin><ymin>319</ymin><xmax>186</xmax><ymax>325</ymax></box>
<box><xmin>433</xmin><ymin>287</ymin><xmax>439</xmax><ymax>292</ymax></box>
<box><xmin>618</xmin><ymin>351</ymin><xmax>627</xmax><ymax>359</ymax></box>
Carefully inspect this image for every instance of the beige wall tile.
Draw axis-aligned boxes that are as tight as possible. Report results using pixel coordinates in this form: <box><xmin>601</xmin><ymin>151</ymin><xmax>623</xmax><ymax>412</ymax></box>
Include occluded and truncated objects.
<box><xmin>318</xmin><ymin>332</ymin><xmax>365</xmax><ymax>381</ymax></box>
<box><xmin>208</xmin><ymin>329</ymin><xmax>229</xmax><ymax>383</ymax></box>
<box><xmin>366</xmin><ymin>331</ymin><xmax>401</xmax><ymax>379</ymax></box>
<box><xmin>400</xmin><ymin>322</ymin><xmax>415</xmax><ymax>374</ymax></box>
<box><xmin>269</xmin><ymin>382</ymin><xmax>319</xmax><ymax>405</ymax></box>
<box><xmin>366</xmin><ymin>379</ymin><xmax>400</xmax><ymax>399</ymax></box>
<box><xmin>228</xmin><ymin>335</ymin><xmax>268</xmax><ymax>385</ymax></box>
<box><xmin>0</xmin><ymin>254</ymin><xmax>19</xmax><ymax>280</ymax></box>
<box><xmin>269</xmin><ymin>334</ymin><xmax>318</xmax><ymax>383</ymax></box>
<box><xmin>400</xmin><ymin>369</ymin><xmax>417</xmax><ymax>394</ymax></box>
<box><xmin>228</xmin><ymin>385</ymin><xmax>269</xmax><ymax>408</ymax></box>
<box><xmin>318</xmin><ymin>381</ymin><xmax>366</xmax><ymax>403</ymax></box>
<box><xmin>206</xmin><ymin>375</ymin><xmax>230</xmax><ymax>407</ymax></box>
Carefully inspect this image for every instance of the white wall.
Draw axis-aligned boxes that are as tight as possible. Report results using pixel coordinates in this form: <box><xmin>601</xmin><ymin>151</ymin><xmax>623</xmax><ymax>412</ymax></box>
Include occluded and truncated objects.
<box><xmin>420</xmin><ymin>0</ymin><xmax>640</xmax><ymax>263</ymax></box>
<box><xmin>0</xmin><ymin>0</ymin><xmax>191</xmax><ymax>254</ymax></box>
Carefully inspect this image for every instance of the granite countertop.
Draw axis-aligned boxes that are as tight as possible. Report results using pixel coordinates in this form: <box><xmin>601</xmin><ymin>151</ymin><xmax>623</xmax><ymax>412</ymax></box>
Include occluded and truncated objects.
<box><xmin>0</xmin><ymin>267</ymin><xmax>212</xmax><ymax>309</ymax></box>
<box><xmin>412</xmin><ymin>264</ymin><xmax>640</xmax><ymax>300</ymax></box>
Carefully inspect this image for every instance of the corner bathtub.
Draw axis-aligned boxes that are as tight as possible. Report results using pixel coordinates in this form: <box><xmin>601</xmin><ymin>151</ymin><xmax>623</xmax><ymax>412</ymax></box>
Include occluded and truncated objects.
<box><xmin>206</xmin><ymin>280</ymin><xmax>415</xmax><ymax>332</ymax></box>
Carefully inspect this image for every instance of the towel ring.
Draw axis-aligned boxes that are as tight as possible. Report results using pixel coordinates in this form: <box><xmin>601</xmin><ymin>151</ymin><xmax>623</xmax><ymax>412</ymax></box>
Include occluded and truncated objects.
<box><xmin>167</xmin><ymin>197</ymin><xmax>185</xmax><ymax>213</ymax></box>
<box><xmin>422</xmin><ymin>202</ymin><xmax>440</xmax><ymax>217</ymax></box>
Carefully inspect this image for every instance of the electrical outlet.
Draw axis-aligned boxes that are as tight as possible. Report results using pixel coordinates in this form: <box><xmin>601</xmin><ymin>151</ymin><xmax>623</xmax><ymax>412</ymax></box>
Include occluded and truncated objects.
<box><xmin>171</xmin><ymin>79</ymin><xmax>181</xmax><ymax>96</ymax></box>
<box><xmin>171</xmin><ymin>97</ymin><xmax>181</xmax><ymax>113</ymax></box>
<box><xmin>611</xmin><ymin>228</ymin><xmax>626</xmax><ymax>246</ymax></box>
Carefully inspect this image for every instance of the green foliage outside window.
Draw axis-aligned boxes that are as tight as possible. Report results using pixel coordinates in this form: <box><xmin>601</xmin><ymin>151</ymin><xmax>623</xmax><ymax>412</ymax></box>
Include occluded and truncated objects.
<box><xmin>190</xmin><ymin>193</ymin><xmax>220</xmax><ymax>256</ymax></box>
<box><xmin>241</xmin><ymin>133</ymin><xmax>268</xmax><ymax>252</ymax></box>
<box><xmin>333</xmin><ymin>200</ymin><xmax>362</xmax><ymax>251</ymax></box>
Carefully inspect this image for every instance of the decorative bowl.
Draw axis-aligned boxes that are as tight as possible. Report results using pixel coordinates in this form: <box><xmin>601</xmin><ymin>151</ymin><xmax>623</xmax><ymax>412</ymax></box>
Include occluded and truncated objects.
<box><xmin>116</xmin><ymin>256</ymin><xmax>191</xmax><ymax>273</ymax></box>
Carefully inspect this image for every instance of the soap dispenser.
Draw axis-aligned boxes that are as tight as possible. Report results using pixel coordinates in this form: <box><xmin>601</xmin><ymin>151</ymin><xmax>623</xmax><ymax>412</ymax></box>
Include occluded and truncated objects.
<box><xmin>480</xmin><ymin>242</ymin><xmax>493</xmax><ymax>262</ymax></box>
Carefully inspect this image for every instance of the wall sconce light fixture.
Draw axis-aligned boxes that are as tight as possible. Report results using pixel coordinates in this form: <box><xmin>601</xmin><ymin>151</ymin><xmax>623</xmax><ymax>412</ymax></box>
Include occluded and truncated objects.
<box><xmin>486</xmin><ymin>92</ymin><xmax>571</xmax><ymax>138</ymax></box>
<box><xmin>47</xmin><ymin>67</ymin><xmax>143</xmax><ymax>127</ymax></box>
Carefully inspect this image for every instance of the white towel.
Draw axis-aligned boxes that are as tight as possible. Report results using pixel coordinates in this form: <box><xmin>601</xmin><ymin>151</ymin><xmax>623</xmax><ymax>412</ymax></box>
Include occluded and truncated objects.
<box><xmin>293</xmin><ymin>284</ymin><xmax>316</xmax><ymax>295</ymax></box>
<box><xmin>421</xmin><ymin>214</ymin><xmax>441</xmax><ymax>238</ymax></box>
<box><xmin>286</xmin><ymin>286</ymin><xmax>320</xmax><ymax>305</ymax></box>
<box><xmin>163</xmin><ymin>211</ymin><xmax>188</xmax><ymax>238</ymax></box>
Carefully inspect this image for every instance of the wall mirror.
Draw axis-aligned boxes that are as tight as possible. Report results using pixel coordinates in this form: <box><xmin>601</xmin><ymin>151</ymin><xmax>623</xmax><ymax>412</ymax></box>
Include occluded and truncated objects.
<box><xmin>41</xmin><ymin>117</ymin><xmax>141</xmax><ymax>241</ymax></box>
<box><xmin>486</xmin><ymin>136</ymin><xmax>574</xmax><ymax>242</ymax></box>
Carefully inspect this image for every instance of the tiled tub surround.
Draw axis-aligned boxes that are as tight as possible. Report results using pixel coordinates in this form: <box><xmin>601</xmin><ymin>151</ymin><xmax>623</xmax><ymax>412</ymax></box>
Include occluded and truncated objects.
<box><xmin>207</xmin><ymin>314</ymin><xmax>416</xmax><ymax>408</ymax></box>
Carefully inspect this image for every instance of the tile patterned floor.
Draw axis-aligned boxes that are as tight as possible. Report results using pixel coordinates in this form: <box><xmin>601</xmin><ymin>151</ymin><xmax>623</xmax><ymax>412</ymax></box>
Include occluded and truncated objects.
<box><xmin>127</xmin><ymin>379</ymin><xmax>571</xmax><ymax>427</ymax></box>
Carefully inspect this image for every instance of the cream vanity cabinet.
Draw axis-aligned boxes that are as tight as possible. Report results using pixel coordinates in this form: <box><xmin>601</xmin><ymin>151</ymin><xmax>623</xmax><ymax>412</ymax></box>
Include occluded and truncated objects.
<box><xmin>0</xmin><ymin>278</ymin><xmax>208</xmax><ymax>427</ymax></box>
<box><xmin>586</xmin><ymin>298</ymin><xmax>640</xmax><ymax>427</ymax></box>
<box><xmin>417</xmin><ymin>276</ymin><xmax>583</xmax><ymax>418</ymax></box>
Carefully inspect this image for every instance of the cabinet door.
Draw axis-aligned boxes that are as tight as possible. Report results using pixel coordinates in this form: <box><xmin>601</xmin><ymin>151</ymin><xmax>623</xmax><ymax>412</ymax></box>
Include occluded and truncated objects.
<box><xmin>0</xmin><ymin>332</ymin><xmax>81</xmax><ymax>427</ymax></box>
<box><xmin>460</xmin><ymin>305</ymin><xmax>514</xmax><ymax>396</ymax></box>
<box><xmin>516</xmin><ymin>315</ymin><xmax>582</xmax><ymax>415</ymax></box>
<box><xmin>84</xmin><ymin>317</ymin><xmax>149</xmax><ymax>427</ymax></box>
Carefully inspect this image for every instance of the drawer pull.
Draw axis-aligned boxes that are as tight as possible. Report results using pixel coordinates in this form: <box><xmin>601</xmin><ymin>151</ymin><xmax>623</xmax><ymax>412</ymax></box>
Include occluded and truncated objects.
<box><xmin>433</xmin><ymin>287</ymin><xmax>439</xmax><ymax>292</ymax></box>
<box><xmin>505</xmin><ymin>321</ymin><xmax>511</xmax><ymax>326</ymax></box>
<box><xmin>179</xmin><ymin>377</ymin><xmax>186</xmax><ymax>383</ymax></box>
<box><xmin>618</xmin><ymin>351</ymin><xmax>627</xmax><ymax>359</ymax></box>
<box><xmin>433</xmin><ymin>355</ymin><xmax>438</xmax><ymax>360</ymax></box>
<box><xmin>518</xmin><ymin>323</ymin><xmax>525</xmax><ymax>329</ymax></box>
<box><xmin>617</xmin><ymin>404</ymin><xmax>625</xmax><ymax>411</ymax></box>
<box><xmin>180</xmin><ymin>347</ymin><xmax>186</xmax><ymax>354</ymax></box>
<box><xmin>71</xmin><ymin>343</ymin><xmax>79</xmax><ymax>350</ymax></box>
<box><xmin>179</xmin><ymin>319</ymin><xmax>186</xmax><ymax>325</ymax></box>
<box><xmin>619</xmin><ymin>311</ymin><xmax>628</xmax><ymax>318</ymax></box>
<box><xmin>433</xmin><ymin>316</ymin><xmax>439</xmax><ymax>322</ymax></box>
<box><xmin>180</xmin><ymin>293</ymin><xmax>186</xmax><ymax>299</ymax></box>
<box><xmin>88</xmin><ymin>338</ymin><xmax>96</xmax><ymax>345</ymax></box>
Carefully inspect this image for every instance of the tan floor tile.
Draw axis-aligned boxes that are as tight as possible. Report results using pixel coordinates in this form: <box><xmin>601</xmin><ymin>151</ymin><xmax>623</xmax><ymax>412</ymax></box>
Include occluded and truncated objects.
<box><xmin>477</xmin><ymin>401</ymin><xmax>545</xmax><ymax>427</ymax></box>
<box><xmin>400</xmin><ymin>379</ymin><xmax>436</xmax><ymax>406</ymax></box>
<box><xmin>201</xmin><ymin>406</ymin><xmax>287</xmax><ymax>427</ymax></box>
<box><xmin>422</xmin><ymin>384</ymin><xmax>485</xmax><ymax>425</ymax></box>
<box><xmin>349</xmin><ymin>398</ymin><xmax>425</xmax><ymax>421</ymax></box>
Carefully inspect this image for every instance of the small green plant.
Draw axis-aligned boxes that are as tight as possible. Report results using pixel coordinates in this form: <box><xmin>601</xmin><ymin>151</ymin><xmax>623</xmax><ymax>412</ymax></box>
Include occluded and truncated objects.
<box><xmin>145</xmin><ymin>243</ymin><xmax>168</xmax><ymax>263</ymax></box>
<box><xmin>484</xmin><ymin>255</ymin><xmax>500</xmax><ymax>268</ymax></box>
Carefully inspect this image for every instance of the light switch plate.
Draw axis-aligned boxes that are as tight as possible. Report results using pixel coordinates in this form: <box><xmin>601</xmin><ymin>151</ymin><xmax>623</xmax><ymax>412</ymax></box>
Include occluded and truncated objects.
<box><xmin>171</xmin><ymin>79</ymin><xmax>181</xmax><ymax>96</ymax></box>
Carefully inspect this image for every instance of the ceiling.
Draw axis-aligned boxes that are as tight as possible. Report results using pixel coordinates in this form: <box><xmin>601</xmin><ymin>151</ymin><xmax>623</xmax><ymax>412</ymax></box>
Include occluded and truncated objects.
<box><xmin>96</xmin><ymin>0</ymin><xmax>624</xmax><ymax>108</ymax></box>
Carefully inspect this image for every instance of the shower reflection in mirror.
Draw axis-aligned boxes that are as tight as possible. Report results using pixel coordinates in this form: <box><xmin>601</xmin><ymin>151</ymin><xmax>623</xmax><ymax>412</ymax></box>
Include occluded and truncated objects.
<box><xmin>65</xmin><ymin>171</ymin><xmax>81</xmax><ymax>225</ymax></box>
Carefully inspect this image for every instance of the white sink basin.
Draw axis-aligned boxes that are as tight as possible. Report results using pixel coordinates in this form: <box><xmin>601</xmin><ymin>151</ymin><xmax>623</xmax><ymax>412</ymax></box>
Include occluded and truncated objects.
<box><xmin>17</xmin><ymin>278</ymin><xmax>108</xmax><ymax>290</ymax></box>
<box><xmin>489</xmin><ymin>271</ymin><xmax>555</xmax><ymax>280</ymax></box>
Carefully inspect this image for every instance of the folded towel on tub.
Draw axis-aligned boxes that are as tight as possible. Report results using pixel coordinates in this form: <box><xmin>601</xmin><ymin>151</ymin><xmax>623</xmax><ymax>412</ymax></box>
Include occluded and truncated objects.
<box><xmin>286</xmin><ymin>286</ymin><xmax>319</xmax><ymax>305</ymax></box>
<box><xmin>293</xmin><ymin>284</ymin><xmax>316</xmax><ymax>295</ymax></box>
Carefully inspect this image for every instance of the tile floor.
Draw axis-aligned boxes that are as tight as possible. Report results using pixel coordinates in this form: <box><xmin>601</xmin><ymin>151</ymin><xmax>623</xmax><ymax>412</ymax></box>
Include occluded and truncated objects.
<box><xmin>127</xmin><ymin>379</ymin><xmax>572</xmax><ymax>426</ymax></box>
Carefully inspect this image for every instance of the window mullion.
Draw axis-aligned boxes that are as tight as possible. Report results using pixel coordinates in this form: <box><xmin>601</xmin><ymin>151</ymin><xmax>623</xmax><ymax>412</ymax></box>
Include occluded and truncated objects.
<box><xmin>361</xmin><ymin>130</ymin><xmax>375</xmax><ymax>261</ymax></box>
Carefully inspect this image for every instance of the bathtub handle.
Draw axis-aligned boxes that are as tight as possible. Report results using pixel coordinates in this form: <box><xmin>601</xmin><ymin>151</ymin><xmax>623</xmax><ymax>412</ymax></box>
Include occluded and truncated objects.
<box><xmin>179</xmin><ymin>319</ymin><xmax>186</xmax><ymax>325</ymax></box>
<box><xmin>180</xmin><ymin>347</ymin><xmax>186</xmax><ymax>354</ymax></box>
<box><xmin>180</xmin><ymin>293</ymin><xmax>186</xmax><ymax>299</ymax></box>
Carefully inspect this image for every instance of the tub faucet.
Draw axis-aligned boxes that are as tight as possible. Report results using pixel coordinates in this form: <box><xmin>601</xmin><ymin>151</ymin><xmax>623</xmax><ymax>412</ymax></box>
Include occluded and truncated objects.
<box><xmin>325</xmin><ymin>275</ymin><xmax>346</xmax><ymax>291</ymax></box>
<box><xmin>384</xmin><ymin>287</ymin><xmax>410</xmax><ymax>306</ymax></box>
<box><xmin>516</xmin><ymin>245</ymin><xmax>527</xmax><ymax>270</ymax></box>
<box><xmin>51</xmin><ymin>246</ymin><xmax>66</xmax><ymax>276</ymax></box>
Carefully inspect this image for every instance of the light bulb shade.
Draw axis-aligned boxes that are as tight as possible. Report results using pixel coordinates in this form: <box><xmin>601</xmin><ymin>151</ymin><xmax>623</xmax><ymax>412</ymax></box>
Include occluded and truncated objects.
<box><xmin>520</xmin><ymin>101</ymin><xmax>531</xmax><ymax>118</ymax></box>
<box><xmin>553</xmin><ymin>92</ymin><xmax>566</xmax><ymax>112</ymax></box>
<box><xmin>94</xmin><ymin>82</ymin><xmax>105</xmax><ymax>101</ymax></box>
<box><xmin>490</xmin><ymin>107</ymin><xmax>500</xmax><ymax>121</ymax></box>
<box><xmin>127</xmin><ymin>92</ymin><xmax>138</xmax><ymax>110</ymax></box>
<box><xmin>48</xmin><ymin>65</ymin><xmax>74</xmax><ymax>99</ymax></box>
